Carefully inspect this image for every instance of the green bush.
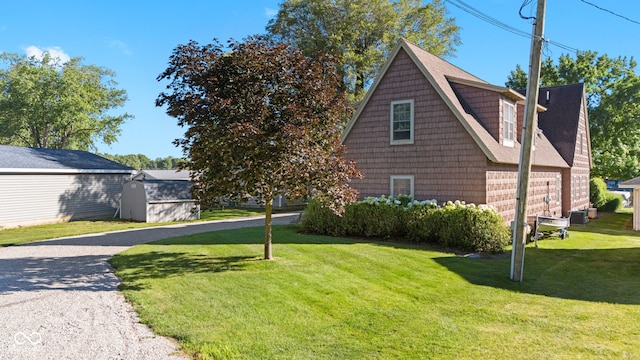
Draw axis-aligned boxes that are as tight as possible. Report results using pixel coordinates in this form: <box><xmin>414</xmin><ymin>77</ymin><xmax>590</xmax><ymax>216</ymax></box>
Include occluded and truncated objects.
<box><xmin>301</xmin><ymin>197</ymin><xmax>510</xmax><ymax>253</ymax></box>
<box><xmin>428</xmin><ymin>202</ymin><xmax>509</xmax><ymax>253</ymax></box>
<box><xmin>599</xmin><ymin>192</ymin><xmax>624</xmax><ymax>212</ymax></box>
<box><xmin>300</xmin><ymin>200</ymin><xmax>344</xmax><ymax>236</ymax></box>
<box><xmin>590</xmin><ymin>177</ymin><xmax>608</xmax><ymax>209</ymax></box>
<box><xmin>358</xmin><ymin>201</ymin><xmax>403</xmax><ymax>239</ymax></box>
<box><xmin>404</xmin><ymin>202</ymin><xmax>439</xmax><ymax>243</ymax></box>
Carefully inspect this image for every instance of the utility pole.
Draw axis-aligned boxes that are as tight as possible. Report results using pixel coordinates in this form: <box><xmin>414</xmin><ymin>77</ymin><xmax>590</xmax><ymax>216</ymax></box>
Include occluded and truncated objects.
<box><xmin>510</xmin><ymin>0</ymin><xmax>546</xmax><ymax>282</ymax></box>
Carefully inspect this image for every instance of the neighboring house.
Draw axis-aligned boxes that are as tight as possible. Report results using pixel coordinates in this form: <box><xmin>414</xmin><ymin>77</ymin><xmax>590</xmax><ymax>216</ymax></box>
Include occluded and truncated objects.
<box><xmin>0</xmin><ymin>145</ymin><xmax>134</xmax><ymax>229</ymax></box>
<box><xmin>132</xmin><ymin>169</ymin><xmax>191</xmax><ymax>181</ymax></box>
<box><xmin>120</xmin><ymin>180</ymin><xmax>200</xmax><ymax>223</ymax></box>
<box><xmin>240</xmin><ymin>195</ymin><xmax>306</xmax><ymax>209</ymax></box>
<box><xmin>341</xmin><ymin>40</ymin><xmax>591</xmax><ymax>222</ymax></box>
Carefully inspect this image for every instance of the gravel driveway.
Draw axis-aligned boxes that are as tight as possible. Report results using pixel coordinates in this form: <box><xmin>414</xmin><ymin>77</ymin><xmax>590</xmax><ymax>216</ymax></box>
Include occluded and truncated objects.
<box><xmin>0</xmin><ymin>213</ymin><xmax>299</xmax><ymax>360</ymax></box>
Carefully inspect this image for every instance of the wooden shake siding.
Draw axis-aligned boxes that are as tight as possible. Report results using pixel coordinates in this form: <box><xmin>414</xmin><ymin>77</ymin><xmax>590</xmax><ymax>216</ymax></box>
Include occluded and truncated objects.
<box><xmin>516</xmin><ymin>103</ymin><xmax>525</xmax><ymax>143</ymax></box>
<box><xmin>345</xmin><ymin>49</ymin><xmax>487</xmax><ymax>204</ymax></box>
<box><xmin>563</xmin><ymin>104</ymin><xmax>591</xmax><ymax>215</ymax></box>
<box><xmin>451</xmin><ymin>83</ymin><xmax>501</xmax><ymax>142</ymax></box>
<box><xmin>486</xmin><ymin>163</ymin><xmax>563</xmax><ymax>222</ymax></box>
<box><xmin>0</xmin><ymin>173</ymin><xmax>128</xmax><ymax>229</ymax></box>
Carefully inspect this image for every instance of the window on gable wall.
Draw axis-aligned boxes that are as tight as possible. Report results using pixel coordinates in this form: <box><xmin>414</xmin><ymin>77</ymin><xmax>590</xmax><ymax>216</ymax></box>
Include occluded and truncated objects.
<box><xmin>503</xmin><ymin>100</ymin><xmax>515</xmax><ymax>147</ymax></box>
<box><xmin>391</xmin><ymin>176</ymin><xmax>414</xmax><ymax>197</ymax></box>
<box><xmin>390</xmin><ymin>100</ymin><xmax>414</xmax><ymax>145</ymax></box>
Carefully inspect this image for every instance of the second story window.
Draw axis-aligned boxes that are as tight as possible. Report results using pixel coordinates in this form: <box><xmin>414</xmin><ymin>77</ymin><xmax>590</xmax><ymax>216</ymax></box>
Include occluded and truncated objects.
<box><xmin>390</xmin><ymin>100</ymin><xmax>414</xmax><ymax>145</ymax></box>
<box><xmin>503</xmin><ymin>101</ymin><xmax>515</xmax><ymax>147</ymax></box>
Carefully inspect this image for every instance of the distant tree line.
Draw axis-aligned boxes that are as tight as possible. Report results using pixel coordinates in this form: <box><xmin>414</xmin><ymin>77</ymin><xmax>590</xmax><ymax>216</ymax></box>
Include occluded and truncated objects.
<box><xmin>99</xmin><ymin>153</ymin><xmax>184</xmax><ymax>171</ymax></box>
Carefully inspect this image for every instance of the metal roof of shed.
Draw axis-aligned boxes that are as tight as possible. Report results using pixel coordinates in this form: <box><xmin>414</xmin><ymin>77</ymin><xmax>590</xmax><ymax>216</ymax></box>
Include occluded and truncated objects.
<box><xmin>134</xmin><ymin>180</ymin><xmax>194</xmax><ymax>202</ymax></box>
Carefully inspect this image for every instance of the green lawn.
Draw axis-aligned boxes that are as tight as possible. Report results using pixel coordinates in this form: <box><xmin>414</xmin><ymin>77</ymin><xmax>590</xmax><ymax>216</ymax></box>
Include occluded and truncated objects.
<box><xmin>0</xmin><ymin>208</ymin><xmax>265</xmax><ymax>247</ymax></box>
<box><xmin>110</xmin><ymin>212</ymin><xmax>640</xmax><ymax>359</ymax></box>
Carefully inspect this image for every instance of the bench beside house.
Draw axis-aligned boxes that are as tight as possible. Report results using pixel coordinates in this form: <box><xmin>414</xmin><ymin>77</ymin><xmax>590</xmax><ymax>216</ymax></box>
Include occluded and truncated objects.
<box><xmin>341</xmin><ymin>39</ymin><xmax>591</xmax><ymax>223</ymax></box>
<box><xmin>0</xmin><ymin>145</ymin><xmax>134</xmax><ymax>229</ymax></box>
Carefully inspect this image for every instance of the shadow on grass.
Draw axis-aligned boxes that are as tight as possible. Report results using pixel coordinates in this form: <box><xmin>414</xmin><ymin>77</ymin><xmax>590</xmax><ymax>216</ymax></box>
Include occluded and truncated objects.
<box><xmin>109</xmin><ymin>252</ymin><xmax>255</xmax><ymax>291</ymax></box>
<box><xmin>111</xmin><ymin>213</ymin><xmax>640</xmax><ymax>304</ymax></box>
<box><xmin>567</xmin><ymin>212</ymin><xmax>634</xmax><ymax>236</ymax></box>
<box><xmin>434</xmin><ymin>246</ymin><xmax>640</xmax><ymax>305</ymax></box>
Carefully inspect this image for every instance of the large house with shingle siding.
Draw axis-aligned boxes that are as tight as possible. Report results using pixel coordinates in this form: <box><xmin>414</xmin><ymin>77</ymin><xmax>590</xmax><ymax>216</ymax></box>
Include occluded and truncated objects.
<box><xmin>0</xmin><ymin>145</ymin><xmax>134</xmax><ymax>229</ymax></box>
<box><xmin>341</xmin><ymin>40</ymin><xmax>591</xmax><ymax>222</ymax></box>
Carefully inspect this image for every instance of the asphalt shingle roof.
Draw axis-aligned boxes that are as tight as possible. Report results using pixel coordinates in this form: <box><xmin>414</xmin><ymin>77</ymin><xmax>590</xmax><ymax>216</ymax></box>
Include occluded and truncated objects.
<box><xmin>0</xmin><ymin>145</ymin><xmax>134</xmax><ymax>173</ymax></box>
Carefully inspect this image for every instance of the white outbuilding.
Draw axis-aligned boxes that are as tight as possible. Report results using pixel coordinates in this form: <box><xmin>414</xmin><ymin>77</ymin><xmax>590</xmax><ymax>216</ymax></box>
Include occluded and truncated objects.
<box><xmin>619</xmin><ymin>177</ymin><xmax>640</xmax><ymax>230</ymax></box>
<box><xmin>120</xmin><ymin>180</ymin><xmax>200</xmax><ymax>223</ymax></box>
<box><xmin>0</xmin><ymin>145</ymin><xmax>134</xmax><ymax>229</ymax></box>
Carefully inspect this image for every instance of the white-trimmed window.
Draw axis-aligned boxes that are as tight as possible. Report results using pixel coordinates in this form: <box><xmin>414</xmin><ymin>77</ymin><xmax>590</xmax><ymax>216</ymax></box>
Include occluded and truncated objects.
<box><xmin>503</xmin><ymin>100</ymin><xmax>515</xmax><ymax>147</ymax></box>
<box><xmin>391</xmin><ymin>176</ymin><xmax>414</xmax><ymax>197</ymax></box>
<box><xmin>390</xmin><ymin>100</ymin><xmax>414</xmax><ymax>145</ymax></box>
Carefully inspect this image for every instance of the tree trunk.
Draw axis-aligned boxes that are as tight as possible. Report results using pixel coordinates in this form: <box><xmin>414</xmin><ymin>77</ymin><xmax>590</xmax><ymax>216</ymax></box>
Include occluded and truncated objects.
<box><xmin>264</xmin><ymin>196</ymin><xmax>273</xmax><ymax>260</ymax></box>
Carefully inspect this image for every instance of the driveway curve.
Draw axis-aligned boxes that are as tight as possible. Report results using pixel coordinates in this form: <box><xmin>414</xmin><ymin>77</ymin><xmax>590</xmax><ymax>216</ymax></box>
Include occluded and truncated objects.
<box><xmin>0</xmin><ymin>213</ymin><xmax>299</xmax><ymax>360</ymax></box>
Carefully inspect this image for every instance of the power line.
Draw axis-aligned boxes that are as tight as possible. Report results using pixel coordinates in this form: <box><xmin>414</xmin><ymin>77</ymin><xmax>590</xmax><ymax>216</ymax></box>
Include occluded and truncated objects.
<box><xmin>446</xmin><ymin>0</ymin><xmax>530</xmax><ymax>39</ymax></box>
<box><xmin>519</xmin><ymin>0</ymin><xmax>535</xmax><ymax>20</ymax></box>
<box><xmin>445</xmin><ymin>0</ymin><xmax>579</xmax><ymax>53</ymax></box>
<box><xmin>579</xmin><ymin>0</ymin><xmax>640</xmax><ymax>26</ymax></box>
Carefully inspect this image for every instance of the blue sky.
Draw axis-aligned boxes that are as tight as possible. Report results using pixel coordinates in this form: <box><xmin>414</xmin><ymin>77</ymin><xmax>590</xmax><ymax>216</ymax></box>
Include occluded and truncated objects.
<box><xmin>1</xmin><ymin>0</ymin><xmax>638</xmax><ymax>159</ymax></box>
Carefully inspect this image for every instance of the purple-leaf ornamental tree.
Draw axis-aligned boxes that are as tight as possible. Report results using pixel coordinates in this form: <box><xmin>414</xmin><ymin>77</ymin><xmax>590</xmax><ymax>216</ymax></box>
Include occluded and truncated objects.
<box><xmin>157</xmin><ymin>37</ymin><xmax>361</xmax><ymax>259</ymax></box>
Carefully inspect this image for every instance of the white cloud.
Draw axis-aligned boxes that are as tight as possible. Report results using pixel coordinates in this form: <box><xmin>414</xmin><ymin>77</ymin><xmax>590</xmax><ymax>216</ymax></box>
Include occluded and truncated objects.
<box><xmin>25</xmin><ymin>45</ymin><xmax>71</xmax><ymax>64</ymax></box>
<box><xmin>265</xmin><ymin>7</ymin><xmax>278</xmax><ymax>18</ymax></box>
<box><xmin>108</xmin><ymin>39</ymin><xmax>133</xmax><ymax>56</ymax></box>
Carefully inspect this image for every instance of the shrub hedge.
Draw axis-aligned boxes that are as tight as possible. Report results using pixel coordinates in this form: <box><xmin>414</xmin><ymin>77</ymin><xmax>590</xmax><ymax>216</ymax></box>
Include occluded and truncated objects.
<box><xmin>600</xmin><ymin>192</ymin><xmax>624</xmax><ymax>213</ymax></box>
<box><xmin>590</xmin><ymin>177</ymin><xmax>608</xmax><ymax>209</ymax></box>
<box><xmin>301</xmin><ymin>196</ymin><xmax>510</xmax><ymax>253</ymax></box>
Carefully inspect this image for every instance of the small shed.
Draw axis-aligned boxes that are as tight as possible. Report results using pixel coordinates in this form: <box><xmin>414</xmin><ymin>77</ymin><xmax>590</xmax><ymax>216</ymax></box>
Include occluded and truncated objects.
<box><xmin>619</xmin><ymin>177</ymin><xmax>640</xmax><ymax>230</ymax></box>
<box><xmin>120</xmin><ymin>180</ymin><xmax>200</xmax><ymax>223</ymax></box>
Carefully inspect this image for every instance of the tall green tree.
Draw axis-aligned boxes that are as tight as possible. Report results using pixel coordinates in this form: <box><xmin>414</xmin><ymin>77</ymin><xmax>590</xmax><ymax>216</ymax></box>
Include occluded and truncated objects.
<box><xmin>0</xmin><ymin>52</ymin><xmax>131</xmax><ymax>150</ymax></box>
<box><xmin>100</xmin><ymin>153</ymin><xmax>183</xmax><ymax>170</ymax></box>
<box><xmin>506</xmin><ymin>51</ymin><xmax>640</xmax><ymax>179</ymax></box>
<box><xmin>157</xmin><ymin>38</ymin><xmax>361</xmax><ymax>259</ymax></box>
<box><xmin>266</xmin><ymin>0</ymin><xmax>460</xmax><ymax>101</ymax></box>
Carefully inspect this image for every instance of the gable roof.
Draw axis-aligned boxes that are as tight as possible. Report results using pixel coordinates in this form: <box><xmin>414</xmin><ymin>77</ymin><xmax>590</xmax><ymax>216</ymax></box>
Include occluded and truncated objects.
<box><xmin>536</xmin><ymin>83</ymin><xmax>588</xmax><ymax>166</ymax></box>
<box><xmin>135</xmin><ymin>180</ymin><xmax>194</xmax><ymax>202</ymax></box>
<box><xmin>0</xmin><ymin>145</ymin><xmax>134</xmax><ymax>174</ymax></box>
<box><xmin>133</xmin><ymin>169</ymin><xmax>191</xmax><ymax>181</ymax></box>
<box><xmin>620</xmin><ymin>177</ymin><xmax>640</xmax><ymax>188</ymax></box>
<box><xmin>342</xmin><ymin>39</ymin><xmax>569</xmax><ymax>168</ymax></box>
